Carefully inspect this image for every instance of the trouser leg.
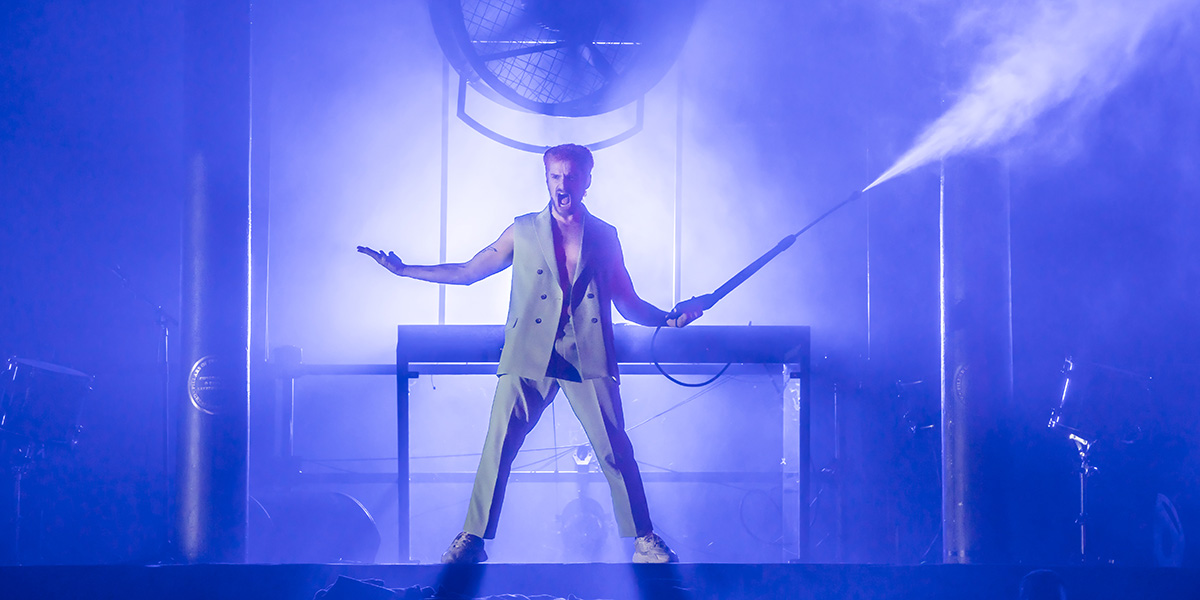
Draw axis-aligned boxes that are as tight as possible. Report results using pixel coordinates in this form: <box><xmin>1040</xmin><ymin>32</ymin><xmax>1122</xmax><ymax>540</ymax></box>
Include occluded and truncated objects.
<box><xmin>560</xmin><ymin>376</ymin><xmax>653</xmax><ymax>538</ymax></box>
<box><xmin>464</xmin><ymin>374</ymin><xmax>556</xmax><ymax>539</ymax></box>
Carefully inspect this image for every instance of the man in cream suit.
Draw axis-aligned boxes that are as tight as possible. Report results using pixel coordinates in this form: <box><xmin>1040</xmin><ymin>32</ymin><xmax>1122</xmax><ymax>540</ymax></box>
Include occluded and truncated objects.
<box><xmin>359</xmin><ymin>144</ymin><xmax>702</xmax><ymax>563</ymax></box>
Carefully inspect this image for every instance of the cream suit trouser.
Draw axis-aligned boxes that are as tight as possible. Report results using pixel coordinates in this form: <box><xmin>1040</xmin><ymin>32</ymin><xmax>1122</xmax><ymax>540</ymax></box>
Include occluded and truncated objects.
<box><xmin>463</xmin><ymin>360</ymin><xmax>653</xmax><ymax>539</ymax></box>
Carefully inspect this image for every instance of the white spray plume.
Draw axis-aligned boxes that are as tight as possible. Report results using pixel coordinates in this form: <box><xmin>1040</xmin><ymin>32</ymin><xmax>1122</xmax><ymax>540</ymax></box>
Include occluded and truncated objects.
<box><xmin>864</xmin><ymin>0</ymin><xmax>1192</xmax><ymax>192</ymax></box>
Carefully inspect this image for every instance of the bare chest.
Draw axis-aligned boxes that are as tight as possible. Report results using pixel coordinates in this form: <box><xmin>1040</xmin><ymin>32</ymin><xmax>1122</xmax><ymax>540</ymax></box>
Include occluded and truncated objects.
<box><xmin>551</xmin><ymin>221</ymin><xmax>584</xmax><ymax>286</ymax></box>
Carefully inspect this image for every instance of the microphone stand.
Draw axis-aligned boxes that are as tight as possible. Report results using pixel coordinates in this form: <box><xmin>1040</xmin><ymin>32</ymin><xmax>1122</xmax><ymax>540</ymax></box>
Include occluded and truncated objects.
<box><xmin>109</xmin><ymin>265</ymin><xmax>178</xmax><ymax>560</ymax></box>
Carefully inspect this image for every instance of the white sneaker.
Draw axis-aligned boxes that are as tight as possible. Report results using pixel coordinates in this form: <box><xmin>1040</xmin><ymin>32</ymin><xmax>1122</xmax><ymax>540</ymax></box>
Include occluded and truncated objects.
<box><xmin>633</xmin><ymin>532</ymin><xmax>678</xmax><ymax>563</ymax></box>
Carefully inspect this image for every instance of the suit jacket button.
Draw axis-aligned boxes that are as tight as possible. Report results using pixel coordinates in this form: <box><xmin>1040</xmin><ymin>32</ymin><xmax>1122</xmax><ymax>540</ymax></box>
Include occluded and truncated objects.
<box><xmin>537</xmin><ymin>269</ymin><xmax>544</xmax><ymax>274</ymax></box>
<box><xmin>541</xmin><ymin>294</ymin><xmax>547</xmax><ymax>299</ymax></box>
<box><xmin>591</xmin><ymin>318</ymin><xmax>598</xmax><ymax>323</ymax></box>
<box><xmin>587</xmin><ymin>293</ymin><xmax>594</xmax><ymax>298</ymax></box>
<box><xmin>535</xmin><ymin>318</ymin><xmax>542</xmax><ymax>324</ymax></box>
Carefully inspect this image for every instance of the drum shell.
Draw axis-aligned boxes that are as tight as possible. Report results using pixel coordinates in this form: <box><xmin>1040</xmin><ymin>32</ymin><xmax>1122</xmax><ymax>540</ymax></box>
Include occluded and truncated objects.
<box><xmin>0</xmin><ymin>359</ymin><xmax>91</xmax><ymax>444</ymax></box>
<box><xmin>1052</xmin><ymin>361</ymin><xmax>1150</xmax><ymax>444</ymax></box>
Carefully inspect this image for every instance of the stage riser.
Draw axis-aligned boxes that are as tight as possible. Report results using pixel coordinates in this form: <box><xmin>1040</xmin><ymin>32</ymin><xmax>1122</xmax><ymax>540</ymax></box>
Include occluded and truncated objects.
<box><xmin>1</xmin><ymin>564</ymin><xmax>1196</xmax><ymax>600</ymax></box>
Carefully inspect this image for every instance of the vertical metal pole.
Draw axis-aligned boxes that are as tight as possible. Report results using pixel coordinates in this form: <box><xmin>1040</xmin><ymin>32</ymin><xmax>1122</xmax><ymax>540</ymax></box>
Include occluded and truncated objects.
<box><xmin>438</xmin><ymin>60</ymin><xmax>451</xmax><ymax>325</ymax></box>
<box><xmin>799</xmin><ymin>349</ymin><xmax>812</xmax><ymax>560</ymax></box>
<box><xmin>396</xmin><ymin>341</ymin><xmax>411</xmax><ymax>562</ymax></box>
<box><xmin>10</xmin><ymin>464</ymin><xmax>24</xmax><ymax>561</ymax></box>
<box><xmin>179</xmin><ymin>0</ymin><xmax>252</xmax><ymax>564</ymax></box>
<box><xmin>864</xmin><ymin>193</ymin><xmax>872</xmax><ymax>360</ymax></box>
<box><xmin>159</xmin><ymin>312</ymin><xmax>173</xmax><ymax>555</ymax></box>
<box><xmin>246</xmin><ymin>0</ymin><xmax>275</xmax><ymax>527</ymax></box>
<box><xmin>833</xmin><ymin>382</ymin><xmax>844</xmax><ymax>562</ymax></box>
<box><xmin>1079</xmin><ymin>450</ymin><xmax>1089</xmax><ymax>558</ymax></box>
<box><xmin>249</xmin><ymin>1</ymin><xmax>272</xmax><ymax>381</ymax></box>
<box><xmin>672</xmin><ymin>68</ymin><xmax>685</xmax><ymax>306</ymax></box>
<box><xmin>270</xmin><ymin>345</ymin><xmax>301</xmax><ymax>461</ymax></box>
<box><xmin>940</xmin><ymin>157</ymin><xmax>1014</xmax><ymax>564</ymax></box>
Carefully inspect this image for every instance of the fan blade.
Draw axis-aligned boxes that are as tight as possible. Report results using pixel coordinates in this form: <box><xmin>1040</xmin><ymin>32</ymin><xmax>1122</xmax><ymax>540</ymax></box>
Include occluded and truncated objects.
<box><xmin>478</xmin><ymin>41</ymin><xmax>567</xmax><ymax>63</ymax></box>
<box><xmin>469</xmin><ymin>3</ymin><xmax>536</xmax><ymax>43</ymax></box>
<box><xmin>583</xmin><ymin>42</ymin><xmax>619</xmax><ymax>82</ymax></box>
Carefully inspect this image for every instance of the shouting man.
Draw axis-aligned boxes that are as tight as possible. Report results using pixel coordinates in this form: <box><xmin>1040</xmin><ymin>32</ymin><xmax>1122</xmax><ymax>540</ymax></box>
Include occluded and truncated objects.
<box><xmin>358</xmin><ymin>144</ymin><xmax>702</xmax><ymax>564</ymax></box>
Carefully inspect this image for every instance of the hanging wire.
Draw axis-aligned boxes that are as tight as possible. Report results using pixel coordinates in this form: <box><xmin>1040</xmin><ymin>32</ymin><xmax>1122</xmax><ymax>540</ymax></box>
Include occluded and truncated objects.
<box><xmin>650</xmin><ymin>324</ymin><xmax>731</xmax><ymax>387</ymax></box>
<box><xmin>627</xmin><ymin>372</ymin><xmax>734</xmax><ymax>431</ymax></box>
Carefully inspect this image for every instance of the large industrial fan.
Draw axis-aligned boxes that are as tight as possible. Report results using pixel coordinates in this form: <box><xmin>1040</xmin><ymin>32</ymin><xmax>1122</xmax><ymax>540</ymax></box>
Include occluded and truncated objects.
<box><xmin>429</xmin><ymin>0</ymin><xmax>695</xmax><ymax>120</ymax></box>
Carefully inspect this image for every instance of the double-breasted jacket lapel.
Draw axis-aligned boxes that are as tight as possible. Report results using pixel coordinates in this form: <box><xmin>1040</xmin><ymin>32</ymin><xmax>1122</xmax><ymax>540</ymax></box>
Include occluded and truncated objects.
<box><xmin>574</xmin><ymin>209</ymin><xmax>592</xmax><ymax>287</ymax></box>
<box><xmin>533</xmin><ymin>204</ymin><xmax>593</xmax><ymax>292</ymax></box>
<box><xmin>533</xmin><ymin>206</ymin><xmax>560</xmax><ymax>287</ymax></box>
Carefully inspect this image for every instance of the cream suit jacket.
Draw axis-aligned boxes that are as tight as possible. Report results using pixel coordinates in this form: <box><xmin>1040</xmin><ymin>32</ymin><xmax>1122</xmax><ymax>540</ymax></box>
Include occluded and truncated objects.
<box><xmin>497</xmin><ymin>206</ymin><xmax>624</xmax><ymax>381</ymax></box>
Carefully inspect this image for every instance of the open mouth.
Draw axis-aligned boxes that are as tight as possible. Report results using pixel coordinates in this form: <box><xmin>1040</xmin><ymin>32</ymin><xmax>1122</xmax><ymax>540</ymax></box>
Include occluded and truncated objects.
<box><xmin>556</xmin><ymin>190</ymin><xmax>570</xmax><ymax>204</ymax></box>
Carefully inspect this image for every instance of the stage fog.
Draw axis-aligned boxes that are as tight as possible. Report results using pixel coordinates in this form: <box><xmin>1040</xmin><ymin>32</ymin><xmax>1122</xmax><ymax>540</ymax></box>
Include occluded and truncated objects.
<box><xmin>1</xmin><ymin>0</ymin><xmax>1198</xmax><ymax>569</ymax></box>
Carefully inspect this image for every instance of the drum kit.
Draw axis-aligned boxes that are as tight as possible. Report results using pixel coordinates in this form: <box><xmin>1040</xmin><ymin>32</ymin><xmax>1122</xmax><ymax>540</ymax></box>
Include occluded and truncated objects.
<box><xmin>0</xmin><ymin>356</ymin><xmax>92</xmax><ymax>562</ymax></box>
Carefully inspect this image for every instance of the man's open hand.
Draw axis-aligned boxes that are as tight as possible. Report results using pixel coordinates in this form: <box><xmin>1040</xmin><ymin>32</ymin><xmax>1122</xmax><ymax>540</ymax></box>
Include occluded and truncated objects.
<box><xmin>357</xmin><ymin>245</ymin><xmax>405</xmax><ymax>276</ymax></box>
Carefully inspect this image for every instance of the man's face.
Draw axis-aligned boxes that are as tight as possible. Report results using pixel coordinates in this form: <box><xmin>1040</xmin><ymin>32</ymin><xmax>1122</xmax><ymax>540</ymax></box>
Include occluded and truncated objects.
<box><xmin>545</xmin><ymin>158</ymin><xmax>590</xmax><ymax>217</ymax></box>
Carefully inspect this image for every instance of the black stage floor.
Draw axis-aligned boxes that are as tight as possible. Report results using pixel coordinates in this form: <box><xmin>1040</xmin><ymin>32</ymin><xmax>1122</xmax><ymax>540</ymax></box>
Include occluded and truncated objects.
<box><xmin>1</xmin><ymin>563</ymin><xmax>1197</xmax><ymax>600</ymax></box>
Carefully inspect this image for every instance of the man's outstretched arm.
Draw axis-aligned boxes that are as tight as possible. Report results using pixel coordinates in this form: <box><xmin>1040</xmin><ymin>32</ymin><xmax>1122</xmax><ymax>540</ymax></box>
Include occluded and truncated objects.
<box><xmin>608</xmin><ymin>237</ymin><xmax>702</xmax><ymax>328</ymax></box>
<box><xmin>358</xmin><ymin>224</ymin><xmax>515</xmax><ymax>285</ymax></box>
